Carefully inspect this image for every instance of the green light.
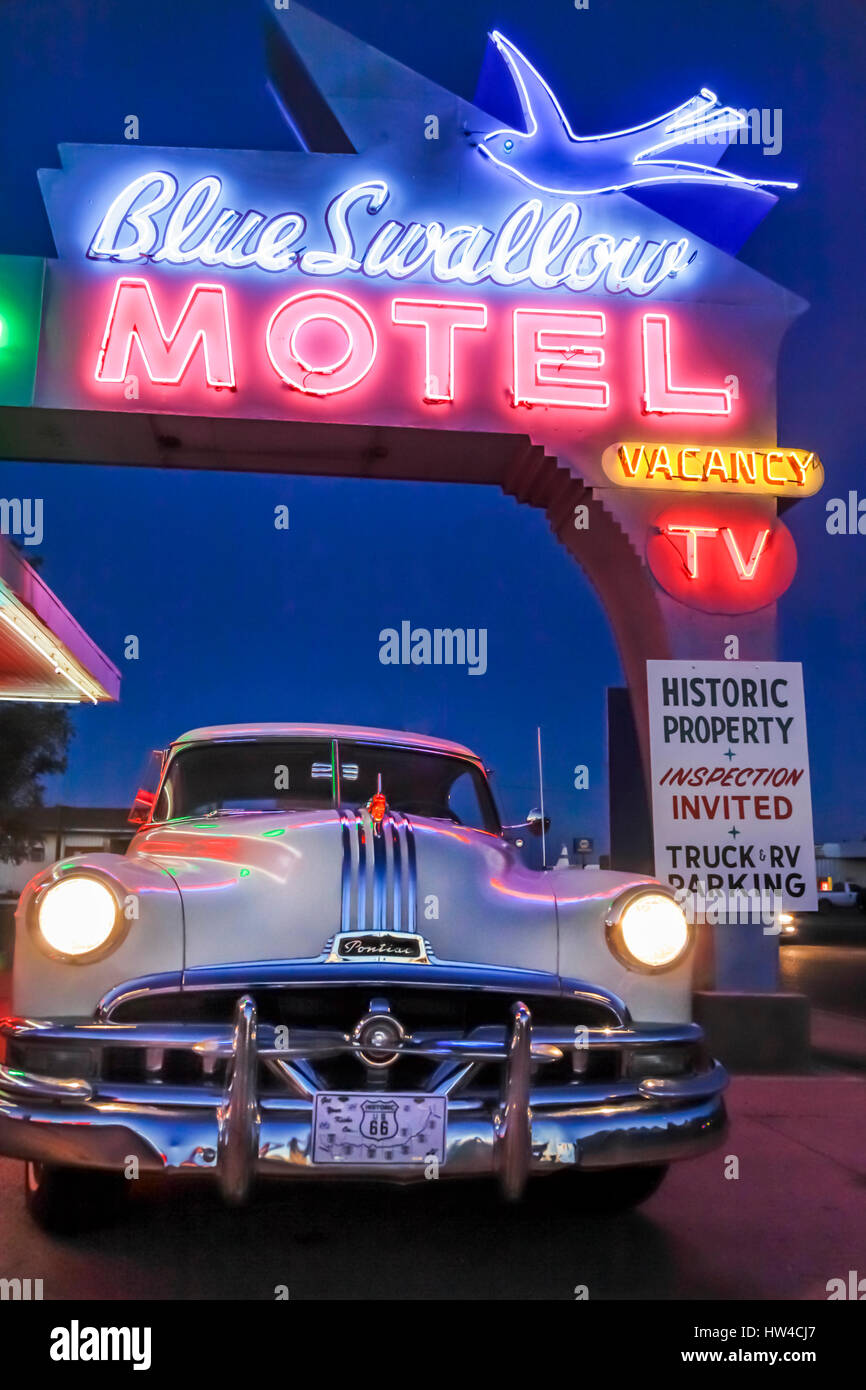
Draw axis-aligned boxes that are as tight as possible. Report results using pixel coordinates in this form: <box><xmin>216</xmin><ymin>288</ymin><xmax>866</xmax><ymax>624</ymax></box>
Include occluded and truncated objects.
<box><xmin>261</xmin><ymin>828</ymin><xmax>285</xmax><ymax>837</ymax></box>
<box><xmin>0</xmin><ymin>255</ymin><xmax>44</xmax><ymax>406</ymax></box>
<box><xmin>239</xmin><ymin>868</ymin><xmax>251</xmax><ymax>877</ymax></box>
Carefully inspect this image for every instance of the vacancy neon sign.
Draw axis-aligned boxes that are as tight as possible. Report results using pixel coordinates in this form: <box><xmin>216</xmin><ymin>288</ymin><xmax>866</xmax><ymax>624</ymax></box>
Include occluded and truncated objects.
<box><xmin>93</xmin><ymin>276</ymin><xmax>735</xmax><ymax>417</ymax></box>
<box><xmin>602</xmin><ymin>441</ymin><xmax>825</xmax><ymax>496</ymax></box>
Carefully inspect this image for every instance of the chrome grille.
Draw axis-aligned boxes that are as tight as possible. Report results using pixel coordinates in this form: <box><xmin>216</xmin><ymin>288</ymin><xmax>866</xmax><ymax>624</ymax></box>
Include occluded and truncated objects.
<box><xmin>340</xmin><ymin>809</ymin><xmax>417</xmax><ymax>934</ymax></box>
<box><xmin>107</xmin><ymin>985</ymin><xmax>620</xmax><ymax>1031</ymax></box>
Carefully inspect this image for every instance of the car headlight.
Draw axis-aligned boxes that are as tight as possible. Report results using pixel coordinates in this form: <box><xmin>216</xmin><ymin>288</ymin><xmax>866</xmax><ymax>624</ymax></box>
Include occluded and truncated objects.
<box><xmin>606</xmin><ymin>890</ymin><xmax>691</xmax><ymax>972</ymax></box>
<box><xmin>35</xmin><ymin>876</ymin><xmax>121</xmax><ymax>960</ymax></box>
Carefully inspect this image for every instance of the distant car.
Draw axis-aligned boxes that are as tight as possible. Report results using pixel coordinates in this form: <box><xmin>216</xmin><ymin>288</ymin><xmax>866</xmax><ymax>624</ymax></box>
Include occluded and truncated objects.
<box><xmin>817</xmin><ymin>881</ymin><xmax>864</xmax><ymax>912</ymax></box>
<box><xmin>777</xmin><ymin>911</ymin><xmax>799</xmax><ymax>942</ymax></box>
<box><xmin>0</xmin><ymin>723</ymin><xmax>727</xmax><ymax>1231</ymax></box>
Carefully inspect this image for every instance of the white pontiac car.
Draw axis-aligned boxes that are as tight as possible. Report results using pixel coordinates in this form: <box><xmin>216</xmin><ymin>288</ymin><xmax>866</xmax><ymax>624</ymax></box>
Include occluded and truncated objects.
<box><xmin>0</xmin><ymin>724</ymin><xmax>727</xmax><ymax>1230</ymax></box>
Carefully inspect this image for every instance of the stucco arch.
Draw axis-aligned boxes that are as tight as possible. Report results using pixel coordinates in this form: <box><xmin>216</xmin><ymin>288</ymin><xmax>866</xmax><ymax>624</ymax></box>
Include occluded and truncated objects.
<box><xmin>0</xmin><ymin>405</ymin><xmax>671</xmax><ymax>778</ymax></box>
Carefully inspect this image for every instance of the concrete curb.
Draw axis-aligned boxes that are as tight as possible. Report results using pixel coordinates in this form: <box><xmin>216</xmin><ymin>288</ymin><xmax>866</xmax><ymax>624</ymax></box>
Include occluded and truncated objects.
<box><xmin>811</xmin><ymin>1008</ymin><xmax>866</xmax><ymax>1071</ymax></box>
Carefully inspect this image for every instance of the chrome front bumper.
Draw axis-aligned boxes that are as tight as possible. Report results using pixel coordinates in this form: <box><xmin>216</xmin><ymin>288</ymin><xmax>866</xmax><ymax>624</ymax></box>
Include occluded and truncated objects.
<box><xmin>0</xmin><ymin>998</ymin><xmax>728</xmax><ymax>1200</ymax></box>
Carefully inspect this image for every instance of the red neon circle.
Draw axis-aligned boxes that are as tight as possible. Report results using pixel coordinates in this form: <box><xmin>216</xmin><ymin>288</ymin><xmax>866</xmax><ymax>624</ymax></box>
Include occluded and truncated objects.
<box><xmin>266</xmin><ymin>291</ymin><xmax>377</xmax><ymax>396</ymax></box>
<box><xmin>646</xmin><ymin>501</ymin><xmax>797</xmax><ymax>614</ymax></box>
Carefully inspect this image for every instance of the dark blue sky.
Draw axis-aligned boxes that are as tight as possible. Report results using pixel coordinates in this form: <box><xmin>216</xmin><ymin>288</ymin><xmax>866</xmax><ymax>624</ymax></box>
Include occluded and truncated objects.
<box><xmin>1</xmin><ymin>0</ymin><xmax>864</xmax><ymax>846</ymax></box>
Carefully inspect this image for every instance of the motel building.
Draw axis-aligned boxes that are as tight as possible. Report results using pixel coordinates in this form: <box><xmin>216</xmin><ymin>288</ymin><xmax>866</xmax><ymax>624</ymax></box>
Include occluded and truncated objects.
<box><xmin>0</xmin><ymin>535</ymin><xmax>117</xmax><ymax>709</ymax></box>
<box><xmin>0</xmin><ymin>4</ymin><xmax>826</xmax><ymax>1067</ymax></box>
<box><xmin>0</xmin><ymin>533</ymin><xmax>120</xmax><ymax>963</ymax></box>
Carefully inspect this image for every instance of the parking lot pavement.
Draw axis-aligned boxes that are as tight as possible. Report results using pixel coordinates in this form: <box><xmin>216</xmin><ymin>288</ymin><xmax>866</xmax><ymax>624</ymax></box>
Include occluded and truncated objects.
<box><xmin>780</xmin><ymin>941</ymin><xmax>866</xmax><ymax>1017</ymax></box>
<box><xmin>811</xmin><ymin>1009</ymin><xmax>866</xmax><ymax>1069</ymax></box>
<box><xmin>2</xmin><ymin>961</ymin><xmax>864</xmax><ymax>1300</ymax></box>
<box><xmin>0</xmin><ymin>1073</ymin><xmax>863</xmax><ymax>1301</ymax></box>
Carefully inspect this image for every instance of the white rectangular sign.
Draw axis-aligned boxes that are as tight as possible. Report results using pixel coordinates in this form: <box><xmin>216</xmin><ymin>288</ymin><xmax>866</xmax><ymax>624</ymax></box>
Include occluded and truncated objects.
<box><xmin>647</xmin><ymin>660</ymin><xmax>817</xmax><ymax>919</ymax></box>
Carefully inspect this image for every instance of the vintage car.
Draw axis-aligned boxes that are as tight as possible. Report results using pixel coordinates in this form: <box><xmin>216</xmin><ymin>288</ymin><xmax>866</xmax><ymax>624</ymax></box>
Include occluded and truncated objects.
<box><xmin>0</xmin><ymin>723</ymin><xmax>727</xmax><ymax>1230</ymax></box>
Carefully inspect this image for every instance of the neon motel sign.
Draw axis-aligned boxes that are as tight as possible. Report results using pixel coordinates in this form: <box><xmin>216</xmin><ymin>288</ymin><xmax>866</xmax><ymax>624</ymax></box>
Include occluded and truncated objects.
<box><xmin>37</xmin><ymin>105</ymin><xmax>792</xmax><ymax>434</ymax></box>
<box><xmin>81</xmin><ymin>172</ymin><xmax>722</xmax><ymax>411</ymax></box>
<box><xmin>88</xmin><ymin>175</ymin><xmax>695</xmax><ymax>297</ymax></box>
<box><xmin>91</xmin><ymin>272</ymin><xmax>741</xmax><ymax>416</ymax></box>
<box><xmin>14</xmin><ymin>24</ymin><xmax>819</xmax><ymax>615</ymax></box>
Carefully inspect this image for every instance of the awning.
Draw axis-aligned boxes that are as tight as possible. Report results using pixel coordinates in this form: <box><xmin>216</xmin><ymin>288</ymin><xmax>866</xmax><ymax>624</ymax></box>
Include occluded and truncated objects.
<box><xmin>0</xmin><ymin>535</ymin><xmax>119</xmax><ymax>702</ymax></box>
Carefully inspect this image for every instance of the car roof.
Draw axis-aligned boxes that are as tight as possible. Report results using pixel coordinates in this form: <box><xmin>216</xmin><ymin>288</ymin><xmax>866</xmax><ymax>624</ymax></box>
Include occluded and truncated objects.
<box><xmin>171</xmin><ymin>723</ymin><xmax>483</xmax><ymax>762</ymax></box>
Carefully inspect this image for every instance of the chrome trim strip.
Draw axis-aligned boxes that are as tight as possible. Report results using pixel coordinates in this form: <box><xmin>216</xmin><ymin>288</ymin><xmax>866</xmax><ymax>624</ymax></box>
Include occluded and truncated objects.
<box><xmin>98</xmin><ymin>961</ymin><xmax>629</xmax><ymax>1020</ymax></box>
<box><xmin>390</xmin><ymin>813</ymin><xmax>403</xmax><ymax>934</ymax></box>
<box><xmin>430</xmin><ymin>1062</ymin><xmax>477</xmax><ymax>1097</ymax></box>
<box><xmin>262</xmin><ymin>1057</ymin><xmax>317</xmax><ymax>1100</ymax></box>
<box><xmin>340</xmin><ymin>811</ymin><xmax>353</xmax><ymax>935</ymax></box>
<box><xmin>96</xmin><ymin>972</ymin><xmax>184</xmax><ymax>1021</ymax></box>
<box><xmin>0</xmin><ymin>1065</ymin><xmax>728</xmax><ymax>1112</ymax></box>
<box><xmin>462</xmin><ymin>1021</ymin><xmax>704</xmax><ymax>1049</ymax></box>
<box><xmin>216</xmin><ymin>995</ymin><xmax>259</xmax><ymax>1205</ymax></box>
<box><xmin>357</xmin><ymin>810</ymin><xmax>368</xmax><ymax>931</ymax></box>
<box><xmin>405</xmin><ymin>817</ymin><xmax>417</xmax><ymax>933</ymax></box>
<box><xmin>637</xmin><ymin>1062</ymin><xmax>728</xmax><ymax>1100</ymax></box>
<box><xmin>372</xmin><ymin>809</ymin><xmax>386</xmax><ymax>933</ymax></box>
<box><xmin>1</xmin><ymin>1015</ymin><xmax>702</xmax><ymax>1059</ymax></box>
<box><xmin>0</xmin><ymin>1063</ymin><xmax>93</xmax><ymax>1101</ymax></box>
<box><xmin>3</xmin><ymin>1019</ymin><xmax>240</xmax><ymax>1049</ymax></box>
<box><xmin>331</xmin><ymin>737</ymin><xmax>340</xmax><ymax>811</ymax></box>
<box><xmin>176</xmin><ymin>961</ymin><xmax>612</xmax><ymax>1000</ymax></box>
<box><xmin>0</xmin><ymin>1090</ymin><xmax>727</xmax><ymax>1178</ymax></box>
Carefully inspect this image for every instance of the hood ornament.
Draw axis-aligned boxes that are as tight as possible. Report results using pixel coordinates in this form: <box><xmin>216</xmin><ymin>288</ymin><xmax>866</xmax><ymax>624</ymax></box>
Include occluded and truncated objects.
<box><xmin>366</xmin><ymin>773</ymin><xmax>388</xmax><ymax>835</ymax></box>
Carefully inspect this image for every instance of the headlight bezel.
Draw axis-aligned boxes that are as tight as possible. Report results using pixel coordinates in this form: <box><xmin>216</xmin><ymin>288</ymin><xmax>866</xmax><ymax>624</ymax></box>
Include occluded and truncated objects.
<box><xmin>605</xmin><ymin>886</ymin><xmax>693</xmax><ymax>974</ymax></box>
<box><xmin>29</xmin><ymin>869</ymin><xmax>128</xmax><ymax>965</ymax></box>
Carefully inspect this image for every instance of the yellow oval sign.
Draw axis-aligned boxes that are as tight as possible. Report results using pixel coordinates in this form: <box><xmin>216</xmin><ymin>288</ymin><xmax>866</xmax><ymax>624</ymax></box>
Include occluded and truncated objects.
<box><xmin>601</xmin><ymin>443</ymin><xmax>824</xmax><ymax>496</ymax></box>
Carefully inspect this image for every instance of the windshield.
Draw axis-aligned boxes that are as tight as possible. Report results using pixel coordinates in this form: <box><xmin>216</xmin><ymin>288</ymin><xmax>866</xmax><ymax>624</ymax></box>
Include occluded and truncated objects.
<box><xmin>153</xmin><ymin>739</ymin><xmax>500</xmax><ymax>833</ymax></box>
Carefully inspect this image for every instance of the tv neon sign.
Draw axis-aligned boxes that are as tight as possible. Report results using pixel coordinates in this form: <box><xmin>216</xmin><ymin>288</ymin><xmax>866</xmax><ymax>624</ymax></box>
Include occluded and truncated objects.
<box><xmin>663</xmin><ymin>523</ymin><xmax>770</xmax><ymax>581</ymax></box>
<box><xmin>646</xmin><ymin>503</ymin><xmax>798</xmax><ymax>614</ymax></box>
<box><xmin>92</xmin><ymin>276</ymin><xmax>735</xmax><ymax>416</ymax></box>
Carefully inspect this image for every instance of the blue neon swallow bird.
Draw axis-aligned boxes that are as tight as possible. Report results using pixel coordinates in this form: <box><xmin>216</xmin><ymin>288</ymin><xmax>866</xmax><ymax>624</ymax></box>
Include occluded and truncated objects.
<box><xmin>479</xmin><ymin>32</ymin><xmax>796</xmax><ymax>196</ymax></box>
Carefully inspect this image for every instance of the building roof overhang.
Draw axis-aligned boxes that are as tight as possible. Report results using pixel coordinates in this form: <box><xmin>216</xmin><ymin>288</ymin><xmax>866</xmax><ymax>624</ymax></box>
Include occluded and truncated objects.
<box><xmin>0</xmin><ymin>535</ymin><xmax>120</xmax><ymax>702</ymax></box>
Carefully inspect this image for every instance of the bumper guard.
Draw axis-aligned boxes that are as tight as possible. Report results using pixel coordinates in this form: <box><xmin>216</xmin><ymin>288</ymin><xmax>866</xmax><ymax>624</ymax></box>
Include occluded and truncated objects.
<box><xmin>0</xmin><ymin>996</ymin><xmax>728</xmax><ymax>1200</ymax></box>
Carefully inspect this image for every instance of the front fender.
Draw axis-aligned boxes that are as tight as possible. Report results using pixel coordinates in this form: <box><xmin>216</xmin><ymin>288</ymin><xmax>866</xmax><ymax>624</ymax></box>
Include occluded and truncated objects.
<box><xmin>554</xmin><ymin>870</ymin><xmax>694</xmax><ymax>1024</ymax></box>
<box><xmin>12</xmin><ymin>853</ymin><xmax>184</xmax><ymax>1019</ymax></box>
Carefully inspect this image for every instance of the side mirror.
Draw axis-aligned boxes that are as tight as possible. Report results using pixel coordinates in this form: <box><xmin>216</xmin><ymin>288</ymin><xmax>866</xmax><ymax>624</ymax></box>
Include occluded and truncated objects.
<box><xmin>526</xmin><ymin>808</ymin><xmax>551</xmax><ymax>837</ymax></box>
<box><xmin>128</xmin><ymin>788</ymin><xmax>156</xmax><ymax>825</ymax></box>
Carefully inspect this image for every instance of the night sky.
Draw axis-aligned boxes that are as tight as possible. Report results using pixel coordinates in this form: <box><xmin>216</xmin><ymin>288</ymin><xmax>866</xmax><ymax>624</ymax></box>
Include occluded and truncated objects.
<box><xmin>0</xmin><ymin>0</ymin><xmax>864</xmax><ymax>848</ymax></box>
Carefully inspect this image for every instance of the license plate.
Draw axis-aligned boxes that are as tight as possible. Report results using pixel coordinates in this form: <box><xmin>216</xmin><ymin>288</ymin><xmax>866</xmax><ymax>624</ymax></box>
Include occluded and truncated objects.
<box><xmin>312</xmin><ymin>1092</ymin><xmax>446</xmax><ymax>1165</ymax></box>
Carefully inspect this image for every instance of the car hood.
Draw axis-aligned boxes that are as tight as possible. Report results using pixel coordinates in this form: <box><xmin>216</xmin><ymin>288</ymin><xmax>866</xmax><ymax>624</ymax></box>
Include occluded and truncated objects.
<box><xmin>131</xmin><ymin>809</ymin><xmax>558</xmax><ymax>974</ymax></box>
